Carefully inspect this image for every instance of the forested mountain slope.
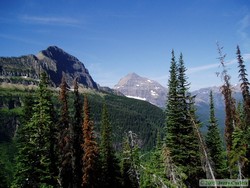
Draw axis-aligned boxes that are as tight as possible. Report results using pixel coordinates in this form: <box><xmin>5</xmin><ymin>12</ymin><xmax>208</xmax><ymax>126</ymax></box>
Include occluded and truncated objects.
<box><xmin>0</xmin><ymin>86</ymin><xmax>164</xmax><ymax>150</ymax></box>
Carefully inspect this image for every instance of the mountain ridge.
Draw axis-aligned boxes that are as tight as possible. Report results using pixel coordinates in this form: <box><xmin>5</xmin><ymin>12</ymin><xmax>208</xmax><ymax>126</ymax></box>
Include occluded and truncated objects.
<box><xmin>114</xmin><ymin>72</ymin><xmax>243</xmax><ymax>109</ymax></box>
<box><xmin>0</xmin><ymin>46</ymin><xmax>98</xmax><ymax>89</ymax></box>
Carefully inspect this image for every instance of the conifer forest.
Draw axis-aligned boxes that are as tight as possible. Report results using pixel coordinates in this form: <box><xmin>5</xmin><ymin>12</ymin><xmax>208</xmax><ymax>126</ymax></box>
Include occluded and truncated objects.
<box><xmin>1</xmin><ymin>45</ymin><xmax>250</xmax><ymax>188</ymax></box>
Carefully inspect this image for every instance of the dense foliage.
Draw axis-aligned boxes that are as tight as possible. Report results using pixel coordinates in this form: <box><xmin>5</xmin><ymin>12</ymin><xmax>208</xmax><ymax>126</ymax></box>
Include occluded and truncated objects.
<box><xmin>206</xmin><ymin>91</ymin><xmax>228</xmax><ymax>178</ymax></box>
<box><xmin>12</xmin><ymin>73</ymin><xmax>57</xmax><ymax>187</ymax></box>
<box><xmin>165</xmin><ymin>51</ymin><xmax>204</xmax><ymax>187</ymax></box>
<box><xmin>99</xmin><ymin>103</ymin><xmax>122</xmax><ymax>187</ymax></box>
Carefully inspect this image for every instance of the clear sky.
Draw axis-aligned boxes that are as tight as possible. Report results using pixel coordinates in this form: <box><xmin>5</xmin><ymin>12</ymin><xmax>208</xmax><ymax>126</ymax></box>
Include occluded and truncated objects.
<box><xmin>0</xmin><ymin>0</ymin><xmax>250</xmax><ymax>91</ymax></box>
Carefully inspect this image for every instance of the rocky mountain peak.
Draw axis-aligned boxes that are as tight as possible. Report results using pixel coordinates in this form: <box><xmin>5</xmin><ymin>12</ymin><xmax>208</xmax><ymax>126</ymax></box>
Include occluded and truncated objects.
<box><xmin>114</xmin><ymin>73</ymin><xmax>167</xmax><ymax>107</ymax></box>
<box><xmin>116</xmin><ymin>72</ymin><xmax>143</xmax><ymax>86</ymax></box>
<box><xmin>0</xmin><ymin>46</ymin><xmax>98</xmax><ymax>89</ymax></box>
<box><xmin>38</xmin><ymin>46</ymin><xmax>80</xmax><ymax>65</ymax></box>
<box><xmin>42</xmin><ymin>45</ymin><xmax>64</xmax><ymax>55</ymax></box>
<box><xmin>38</xmin><ymin>46</ymin><xmax>98</xmax><ymax>89</ymax></box>
<box><xmin>127</xmin><ymin>72</ymin><xmax>141</xmax><ymax>78</ymax></box>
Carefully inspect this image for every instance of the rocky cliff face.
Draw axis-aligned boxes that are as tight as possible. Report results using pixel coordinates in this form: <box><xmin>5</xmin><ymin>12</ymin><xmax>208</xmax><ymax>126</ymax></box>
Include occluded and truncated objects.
<box><xmin>0</xmin><ymin>46</ymin><xmax>98</xmax><ymax>89</ymax></box>
<box><xmin>114</xmin><ymin>73</ymin><xmax>167</xmax><ymax>108</ymax></box>
<box><xmin>192</xmin><ymin>85</ymin><xmax>242</xmax><ymax>108</ymax></box>
<box><xmin>0</xmin><ymin>55</ymin><xmax>40</xmax><ymax>85</ymax></box>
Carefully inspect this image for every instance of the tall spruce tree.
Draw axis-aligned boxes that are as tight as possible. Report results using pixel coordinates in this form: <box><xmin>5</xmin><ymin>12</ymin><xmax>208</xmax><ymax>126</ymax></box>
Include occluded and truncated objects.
<box><xmin>206</xmin><ymin>91</ymin><xmax>227</xmax><ymax>178</ymax></box>
<box><xmin>236</xmin><ymin>45</ymin><xmax>250</xmax><ymax>177</ymax></box>
<box><xmin>165</xmin><ymin>52</ymin><xmax>204</xmax><ymax>186</ymax></box>
<box><xmin>165</xmin><ymin>50</ymin><xmax>180</xmax><ymax>157</ymax></box>
<box><xmin>100</xmin><ymin>103</ymin><xmax>121</xmax><ymax>188</ymax></box>
<box><xmin>72</xmin><ymin>79</ymin><xmax>83</xmax><ymax>188</ymax></box>
<box><xmin>12</xmin><ymin>94</ymin><xmax>36</xmax><ymax>187</ymax></box>
<box><xmin>237</xmin><ymin>45</ymin><xmax>250</xmax><ymax>125</ymax></box>
<box><xmin>58</xmin><ymin>75</ymin><xmax>73</xmax><ymax>188</ymax></box>
<box><xmin>177</xmin><ymin>54</ymin><xmax>204</xmax><ymax>185</ymax></box>
<box><xmin>12</xmin><ymin>73</ymin><xmax>57</xmax><ymax>187</ymax></box>
<box><xmin>82</xmin><ymin>95</ymin><xmax>99</xmax><ymax>188</ymax></box>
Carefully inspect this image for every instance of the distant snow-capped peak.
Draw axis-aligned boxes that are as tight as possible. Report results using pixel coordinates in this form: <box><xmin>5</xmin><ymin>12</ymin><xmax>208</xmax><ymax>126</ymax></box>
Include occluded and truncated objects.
<box><xmin>114</xmin><ymin>73</ymin><xmax>167</xmax><ymax>107</ymax></box>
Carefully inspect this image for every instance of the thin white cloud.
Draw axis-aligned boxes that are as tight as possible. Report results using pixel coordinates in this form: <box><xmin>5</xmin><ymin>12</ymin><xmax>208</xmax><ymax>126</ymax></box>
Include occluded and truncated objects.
<box><xmin>187</xmin><ymin>63</ymin><xmax>219</xmax><ymax>74</ymax></box>
<box><xmin>20</xmin><ymin>15</ymin><xmax>82</xmax><ymax>27</ymax></box>
<box><xmin>237</xmin><ymin>14</ymin><xmax>250</xmax><ymax>48</ymax></box>
<box><xmin>187</xmin><ymin>53</ymin><xmax>250</xmax><ymax>74</ymax></box>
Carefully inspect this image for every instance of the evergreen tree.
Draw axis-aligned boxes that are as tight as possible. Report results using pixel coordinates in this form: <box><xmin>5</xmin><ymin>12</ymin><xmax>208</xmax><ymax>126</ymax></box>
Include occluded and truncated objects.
<box><xmin>165</xmin><ymin>50</ymin><xmax>181</xmax><ymax>158</ymax></box>
<box><xmin>72</xmin><ymin>78</ymin><xmax>83</xmax><ymax>188</ymax></box>
<box><xmin>237</xmin><ymin>45</ymin><xmax>250</xmax><ymax>123</ymax></box>
<box><xmin>177</xmin><ymin>53</ymin><xmax>190</xmax><ymax>98</ymax></box>
<box><xmin>230</xmin><ymin>103</ymin><xmax>248</xmax><ymax>179</ymax></box>
<box><xmin>165</xmin><ymin>52</ymin><xmax>204</xmax><ymax>186</ymax></box>
<box><xmin>82</xmin><ymin>95</ymin><xmax>99</xmax><ymax>188</ymax></box>
<box><xmin>58</xmin><ymin>75</ymin><xmax>73</xmax><ymax>188</ymax></box>
<box><xmin>100</xmin><ymin>103</ymin><xmax>121</xmax><ymax>188</ymax></box>
<box><xmin>236</xmin><ymin>45</ymin><xmax>250</xmax><ymax>177</ymax></box>
<box><xmin>12</xmin><ymin>95</ymin><xmax>35</xmax><ymax>187</ymax></box>
<box><xmin>206</xmin><ymin>91</ymin><xmax>227</xmax><ymax>178</ymax></box>
<box><xmin>11</xmin><ymin>94</ymin><xmax>36</xmax><ymax>187</ymax></box>
<box><xmin>177</xmin><ymin>55</ymin><xmax>204</xmax><ymax>185</ymax></box>
<box><xmin>12</xmin><ymin>73</ymin><xmax>57</xmax><ymax>187</ymax></box>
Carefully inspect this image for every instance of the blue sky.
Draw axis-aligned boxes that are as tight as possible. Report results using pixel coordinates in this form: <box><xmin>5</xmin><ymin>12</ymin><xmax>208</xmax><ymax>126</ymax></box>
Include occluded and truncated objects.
<box><xmin>0</xmin><ymin>0</ymin><xmax>250</xmax><ymax>90</ymax></box>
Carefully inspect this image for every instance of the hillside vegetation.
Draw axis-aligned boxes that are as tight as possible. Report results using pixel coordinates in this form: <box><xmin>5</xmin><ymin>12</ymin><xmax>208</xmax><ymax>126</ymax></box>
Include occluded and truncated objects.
<box><xmin>0</xmin><ymin>85</ymin><xmax>164</xmax><ymax>147</ymax></box>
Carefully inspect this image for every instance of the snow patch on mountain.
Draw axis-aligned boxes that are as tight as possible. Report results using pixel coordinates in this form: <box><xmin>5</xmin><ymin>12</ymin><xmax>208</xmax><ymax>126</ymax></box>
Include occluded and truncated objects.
<box><xmin>126</xmin><ymin>95</ymin><xmax>147</xmax><ymax>101</ymax></box>
<box><xmin>151</xmin><ymin>90</ymin><xmax>158</xmax><ymax>97</ymax></box>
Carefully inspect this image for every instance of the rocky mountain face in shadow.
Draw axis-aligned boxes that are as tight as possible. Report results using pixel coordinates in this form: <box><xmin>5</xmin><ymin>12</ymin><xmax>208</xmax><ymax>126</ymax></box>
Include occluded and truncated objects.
<box><xmin>0</xmin><ymin>46</ymin><xmax>98</xmax><ymax>89</ymax></box>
